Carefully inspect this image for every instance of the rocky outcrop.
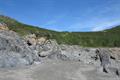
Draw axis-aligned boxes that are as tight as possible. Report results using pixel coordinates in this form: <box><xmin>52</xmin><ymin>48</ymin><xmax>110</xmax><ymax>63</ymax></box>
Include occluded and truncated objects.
<box><xmin>37</xmin><ymin>37</ymin><xmax>47</xmax><ymax>45</ymax></box>
<box><xmin>0</xmin><ymin>30</ymin><xmax>40</xmax><ymax>68</ymax></box>
<box><xmin>96</xmin><ymin>48</ymin><xmax>120</xmax><ymax>76</ymax></box>
<box><xmin>24</xmin><ymin>34</ymin><xmax>47</xmax><ymax>46</ymax></box>
<box><xmin>0</xmin><ymin>22</ymin><xmax>9</xmax><ymax>30</ymax></box>
<box><xmin>24</xmin><ymin>34</ymin><xmax>37</xmax><ymax>46</ymax></box>
<box><xmin>36</xmin><ymin>40</ymin><xmax>120</xmax><ymax>76</ymax></box>
<box><xmin>0</xmin><ymin>29</ymin><xmax>119</xmax><ymax>76</ymax></box>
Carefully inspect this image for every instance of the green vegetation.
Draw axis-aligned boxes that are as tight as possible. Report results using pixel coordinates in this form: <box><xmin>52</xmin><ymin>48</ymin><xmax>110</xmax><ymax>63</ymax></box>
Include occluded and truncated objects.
<box><xmin>0</xmin><ymin>15</ymin><xmax>120</xmax><ymax>47</ymax></box>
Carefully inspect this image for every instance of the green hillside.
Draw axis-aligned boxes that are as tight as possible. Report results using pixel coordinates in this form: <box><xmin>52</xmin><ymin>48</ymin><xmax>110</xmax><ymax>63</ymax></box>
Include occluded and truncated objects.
<box><xmin>0</xmin><ymin>15</ymin><xmax>57</xmax><ymax>37</ymax></box>
<box><xmin>0</xmin><ymin>15</ymin><xmax>120</xmax><ymax>47</ymax></box>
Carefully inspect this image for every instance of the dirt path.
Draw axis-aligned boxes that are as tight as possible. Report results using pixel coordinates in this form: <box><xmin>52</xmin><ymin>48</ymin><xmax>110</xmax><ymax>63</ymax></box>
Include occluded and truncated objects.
<box><xmin>0</xmin><ymin>60</ymin><xmax>92</xmax><ymax>80</ymax></box>
<box><xmin>0</xmin><ymin>60</ymin><xmax>119</xmax><ymax>80</ymax></box>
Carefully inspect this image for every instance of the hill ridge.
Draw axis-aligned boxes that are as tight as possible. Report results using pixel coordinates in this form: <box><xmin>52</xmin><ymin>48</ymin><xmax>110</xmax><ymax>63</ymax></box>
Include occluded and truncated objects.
<box><xmin>0</xmin><ymin>15</ymin><xmax>120</xmax><ymax>47</ymax></box>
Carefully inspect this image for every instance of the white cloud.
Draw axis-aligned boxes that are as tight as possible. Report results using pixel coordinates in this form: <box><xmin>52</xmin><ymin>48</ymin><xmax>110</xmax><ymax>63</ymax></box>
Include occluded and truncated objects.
<box><xmin>92</xmin><ymin>20</ymin><xmax>120</xmax><ymax>31</ymax></box>
<box><xmin>92</xmin><ymin>26</ymin><xmax>107</xmax><ymax>31</ymax></box>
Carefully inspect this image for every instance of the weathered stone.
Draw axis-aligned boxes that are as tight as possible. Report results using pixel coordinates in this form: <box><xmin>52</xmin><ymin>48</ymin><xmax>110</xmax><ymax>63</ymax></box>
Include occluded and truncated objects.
<box><xmin>37</xmin><ymin>37</ymin><xmax>47</xmax><ymax>45</ymax></box>
<box><xmin>0</xmin><ymin>22</ymin><xmax>9</xmax><ymax>30</ymax></box>
<box><xmin>25</xmin><ymin>34</ymin><xmax>37</xmax><ymax>46</ymax></box>
<box><xmin>0</xmin><ymin>30</ymin><xmax>40</xmax><ymax>68</ymax></box>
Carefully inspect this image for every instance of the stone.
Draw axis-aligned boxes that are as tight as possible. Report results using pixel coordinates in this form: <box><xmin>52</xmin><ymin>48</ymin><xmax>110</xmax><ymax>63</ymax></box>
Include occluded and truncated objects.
<box><xmin>25</xmin><ymin>34</ymin><xmax>37</xmax><ymax>46</ymax></box>
<box><xmin>37</xmin><ymin>37</ymin><xmax>47</xmax><ymax>45</ymax></box>
<box><xmin>0</xmin><ymin>30</ymin><xmax>40</xmax><ymax>68</ymax></box>
<box><xmin>0</xmin><ymin>22</ymin><xmax>9</xmax><ymax>30</ymax></box>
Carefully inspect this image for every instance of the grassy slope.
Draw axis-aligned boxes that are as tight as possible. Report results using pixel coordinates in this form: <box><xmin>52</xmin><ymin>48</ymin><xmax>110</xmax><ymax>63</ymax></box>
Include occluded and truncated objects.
<box><xmin>0</xmin><ymin>15</ymin><xmax>120</xmax><ymax>47</ymax></box>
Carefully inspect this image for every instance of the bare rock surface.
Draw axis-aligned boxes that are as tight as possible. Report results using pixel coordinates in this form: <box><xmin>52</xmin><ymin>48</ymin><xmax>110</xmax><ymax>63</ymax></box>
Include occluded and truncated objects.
<box><xmin>23</xmin><ymin>33</ymin><xmax>120</xmax><ymax>73</ymax></box>
<box><xmin>0</xmin><ymin>30</ymin><xmax>40</xmax><ymax>68</ymax></box>
<box><xmin>0</xmin><ymin>22</ymin><xmax>9</xmax><ymax>30</ymax></box>
<box><xmin>0</xmin><ymin>30</ymin><xmax>120</xmax><ymax>80</ymax></box>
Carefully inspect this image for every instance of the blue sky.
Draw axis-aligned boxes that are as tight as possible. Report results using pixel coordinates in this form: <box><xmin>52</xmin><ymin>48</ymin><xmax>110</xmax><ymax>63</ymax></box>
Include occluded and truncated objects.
<box><xmin>0</xmin><ymin>0</ymin><xmax>120</xmax><ymax>32</ymax></box>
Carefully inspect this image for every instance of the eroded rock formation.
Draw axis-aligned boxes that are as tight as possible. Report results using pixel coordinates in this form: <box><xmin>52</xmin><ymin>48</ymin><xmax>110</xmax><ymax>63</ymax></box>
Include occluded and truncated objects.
<box><xmin>0</xmin><ymin>22</ymin><xmax>9</xmax><ymax>30</ymax></box>
<box><xmin>0</xmin><ymin>30</ymin><xmax>40</xmax><ymax>68</ymax></box>
<box><xmin>0</xmin><ymin>30</ymin><xmax>119</xmax><ymax>76</ymax></box>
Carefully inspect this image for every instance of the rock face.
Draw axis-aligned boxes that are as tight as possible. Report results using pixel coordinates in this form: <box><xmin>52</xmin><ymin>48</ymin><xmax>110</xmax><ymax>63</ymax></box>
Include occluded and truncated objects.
<box><xmin>24</xmin><ymin>34</ymin><xmax>47</xmax><ymax>46</ymax></box>
<box><xmin>24</xmin><ymin>34</ymin><xmax>37</xmax><ymax>46</ymax></box>
<box><xmin>0</xmin><ymin>29</ymin><xmax>119</xmax><ymax>76</ymax></box>
<box><xmin>0</xmin><ymin>22</ymin><xmax>9</xmax><ymax>30</ymax></box>
<box><xmin>36</xmin><ymin>41</ymin><xmax>120</xmax><ymax>76</ymax></box>
<box><xmin>96</xmin><ymin>48</ymin><xmax>120</xmax><ymax>76</ymax></box>
<box><xmin>0</xmin><ymin>30</ymin><xmax>40</xmax><ymax>68</ymax></box>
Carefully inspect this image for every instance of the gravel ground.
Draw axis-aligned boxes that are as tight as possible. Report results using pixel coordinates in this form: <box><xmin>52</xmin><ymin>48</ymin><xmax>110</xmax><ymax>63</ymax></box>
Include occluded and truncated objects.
<box><xmin>0</xmin><ymin>60</ymin><xmax>119</xmax><ymax>80</ymax></box>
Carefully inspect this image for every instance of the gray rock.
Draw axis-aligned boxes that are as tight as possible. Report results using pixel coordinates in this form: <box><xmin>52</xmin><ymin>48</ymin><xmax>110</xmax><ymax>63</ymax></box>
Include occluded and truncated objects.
<box><xmin>96</xmin><ymin>48</ymin><xmax>120</xmax><ymax>76</ymax></box>
<box><xmin>0</xmin><ymin>30</ymin><xmax>40</xmax><ymax>68</ymax></box>
<box><xmin>96</xmin><ymin>49</ymin><xmax>110</xmax><ymax>67</ymax></box>
<box><xmin>0</xmin><ymin>29</ymin><xmax>119</xmax><ymax>78</ymax></box>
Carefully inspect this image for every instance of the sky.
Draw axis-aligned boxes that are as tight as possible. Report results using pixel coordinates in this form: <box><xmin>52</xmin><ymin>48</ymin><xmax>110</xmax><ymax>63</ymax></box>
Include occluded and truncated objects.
<box><xmin>0</xmin><ymin>0</ymin><xmax>120</xmax><ymax>32</ymax></box>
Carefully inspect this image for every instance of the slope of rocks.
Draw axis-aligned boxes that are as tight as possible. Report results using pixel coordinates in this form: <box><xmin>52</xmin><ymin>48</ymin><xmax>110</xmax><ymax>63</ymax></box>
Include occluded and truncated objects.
<box><xmin>0</xmin><ymin>28</ymin><xmax>120</xmax><ymax>77</ymax></box>
<box><xmin>0</xmin><ymin>30</ymin><xmax>40</xmax><ymax>68</ymax></box>
<box><xmin>36</xmin><ymin>40</ymin><xmax>120</xmax><ymax>76</ymax></box>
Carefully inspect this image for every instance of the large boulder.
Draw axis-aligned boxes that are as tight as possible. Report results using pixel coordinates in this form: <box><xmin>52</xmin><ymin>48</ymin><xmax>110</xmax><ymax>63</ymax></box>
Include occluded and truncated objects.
<box><xmin>96</xmin><ymin>48</ymin><xmax>120</xmax><ymax>76</ymax></box>
<box><xmin>38</xmin><ymin>40</ymin><xmax>59</xmax><ymax>57</ymax></box>
<box><xmin>0</xmin><ymin>30</ymin><xmax>40</xmax><ymax>68</ymax></box>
